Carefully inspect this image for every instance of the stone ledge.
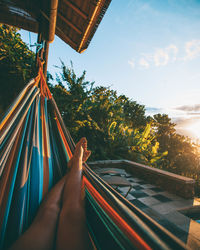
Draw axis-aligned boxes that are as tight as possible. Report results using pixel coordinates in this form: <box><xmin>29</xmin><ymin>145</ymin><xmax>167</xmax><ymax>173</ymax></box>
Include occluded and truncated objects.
<box><xmin>88</xmin><ymin>160</ymin><xmax>195</xmax><ymax>199</ymax></box>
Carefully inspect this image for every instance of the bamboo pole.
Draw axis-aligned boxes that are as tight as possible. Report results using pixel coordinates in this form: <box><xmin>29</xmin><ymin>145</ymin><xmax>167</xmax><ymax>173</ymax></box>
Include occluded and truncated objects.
<box><xmin>43</xmin><ymin>41</ymin><xmax>50</xmax><ymax>78</ymax></box>
<box><xmin>45</xmin><ymin>0</ymin><xmax>58</xmax><ymax>43</ymax></box>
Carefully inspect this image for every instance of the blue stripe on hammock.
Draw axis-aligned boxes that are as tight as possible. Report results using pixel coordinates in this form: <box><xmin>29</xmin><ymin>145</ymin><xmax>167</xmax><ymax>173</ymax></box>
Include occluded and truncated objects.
<box><xmin>38</xmin><ymin>97</ymin><xmax>43</xmax><ymax>203</ymax></box>
<box><xmin>0</xmin><ymin>108</ymin><xmax>31</xmax><ymax>247</ymax></box>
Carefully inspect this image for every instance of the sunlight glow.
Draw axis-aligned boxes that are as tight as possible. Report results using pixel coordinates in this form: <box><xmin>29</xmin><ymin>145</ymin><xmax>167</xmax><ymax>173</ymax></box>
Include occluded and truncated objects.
<box><xmin>186</xmin><ymin>120</ymin><xmax>200</xmax><ymax>140</ymax></box>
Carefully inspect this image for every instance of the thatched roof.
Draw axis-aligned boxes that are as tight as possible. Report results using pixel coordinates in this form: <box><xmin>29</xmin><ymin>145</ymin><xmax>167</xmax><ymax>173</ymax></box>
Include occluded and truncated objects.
<box><xmin>0</xmin><ymin>0</ymin><xmax>112</xmax><ymax>53</ymax></box>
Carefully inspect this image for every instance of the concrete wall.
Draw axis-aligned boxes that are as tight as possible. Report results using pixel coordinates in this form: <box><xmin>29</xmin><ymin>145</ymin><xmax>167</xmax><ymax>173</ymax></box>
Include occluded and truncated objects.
<box><xmin>88</xmin><ymin>160</ymin><xmax>195</xmax><ymax>199</ymax></box>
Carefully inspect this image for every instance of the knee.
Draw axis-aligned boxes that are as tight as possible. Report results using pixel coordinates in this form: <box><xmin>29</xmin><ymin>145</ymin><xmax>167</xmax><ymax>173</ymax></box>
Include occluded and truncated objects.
<box><xmin>34</xmin><ymin>203</ymin><xmax>60</xmax><ymax>225</ymax></box>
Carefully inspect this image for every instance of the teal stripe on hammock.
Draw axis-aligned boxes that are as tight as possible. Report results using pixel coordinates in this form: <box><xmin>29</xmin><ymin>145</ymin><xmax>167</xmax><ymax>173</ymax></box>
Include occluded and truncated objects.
<box><xmin>26</xmin><ymin>163</ymin><xmax>31</xmax><ymax>230</ymax></box>
<box><xmin>0</xmin><ymin>79</ymin><xmax>35</xmax><ymax>126</ymax></box>
<box><xmin>0</xmin><ymin>89</ymin><xmax>40</xmax><ymax>181</ymax></box>
<box><xmin>28</xmin><ymin>96</ymin><xmax>41</xmax><ymax>221</ymax></box>
<box><xmin>0</xmin><ymin>89</ymin><xmax>34</xmax><ymax>153</ymax></box>
<box><xmin>86</xmin><ymin>223</ymin><xmax>99</xmax><ymax>250</ymax></box>
<box><xmin>86</xmin><ymin>189</ymin><xmax>135</xmax><ymax>250</ymax></box>
<box><xmin>0</xmin><ymin>87</ymin><xmax>39</xmax><ymax>155</ymax></box>
<box><xmin>25</xmin><ymin>101</ymin><xmax>36</xmax><ymax>230</ymax></box>
<box><xmin>48</xmin><ymin>111</ymin><xmax>63</xmax><ymax>180</ymax></box>
<box><xmin>0</xmin><ymin>86</ymin><xmax>39</xmax><ymax>146</ymax></box>
<box><xmin>54</xmin><ymin>113</ymin><xmax>70</xmax><ymax>163</ymax></box>
<box><xmin>8</xmin><ymin>100</ymin><xmax>36</xmax><ymax>240</ymax></box>
<box><xmin>4</xmin><ymin>183</ymin><xmax>29</xmax><ymax>248</ymax></box>
<box><xmin>29</xmin><ymin>145</ymin><xmax>41</xmax><ymax>221</ymax></box>
<box><xmin>44</xmin><ymin>98</ymin><xmax>53</xmax><ymax>189</ymax></box>
<box><xmin>38</xmin><ymin>97</ymin><xmax>43</xmax><ymax>203</ymax></box>
<box><xmin>0</xmin><ymin>144</ymin><xmax>12</xmax><ymax>176</ymax></box>
<box><xmin>0</xmin><ymin>107</ymin><xmax>31</xmax><ymax>248</ymax></box>
<box><xmin>86</xmin><ymin>190</ymin><xmax>127</xmax><ymax>250</ymax></box>
<box><xmin>19</xmin><ymin>100</ymin><xmax>36</xmax><ymax>234</ymax></box>
<box><xmin>47</xmin><ymin>100</ymin><xmax>68</xmax><ymax>178</ymax></box>
<box><xmin>51</xmin><ymin>111</ymin><xmax>70</xmax><ymax>165</ymax></box>
<box><xmin>86</xmin><ymin>190</ymin><xmax>124</xmax><ymax>249</ymax></box>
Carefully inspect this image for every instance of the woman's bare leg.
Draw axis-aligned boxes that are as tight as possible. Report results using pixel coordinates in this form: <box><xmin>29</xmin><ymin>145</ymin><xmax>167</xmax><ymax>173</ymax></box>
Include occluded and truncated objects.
<box><xmin>10</xmin><ymin>137</ymin><xmax>91</xmax><ymax>250</ymax></box>
<box><xmin>56</xmin><ymin>137</ymin><xmax>92</xmax><ymax>250</ymax></box>
<box><xmin>9</xmin><ymin>176</ymin><xmax>66</xmax><ymax>250</ymax></box>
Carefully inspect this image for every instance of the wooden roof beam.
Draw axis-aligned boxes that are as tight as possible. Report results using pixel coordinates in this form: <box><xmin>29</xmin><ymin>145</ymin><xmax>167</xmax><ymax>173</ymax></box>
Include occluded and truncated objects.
<box><xmin>0</xmin><ymin>8</ymin><xmax>38</xmax><ymax>33</ymax></box>
<box><xmin>58</xmin><ymin>12</ymin><xmax>82</xmax><ymax>34</ymax></box>
<box><xmin>47</xmin><ymin>0</ymin><xmax>58</xmax><ymax>42</ymax></box>
<box><xmin>55</xmin><ymin>28</ymin><xmax>77</xmax><ymax>49</ymax></box>
<box><xmin>63</xmin><ymin>0</ymin><xmax>87</xmax><ymax>19</ymax></box>
<box><xmin>78</xmin><ymin>0</ymin><xmax>103</xmax><ymax>53</ymax></box>
<box><xmin>40</xmin><ymin>0</ymin><xmax>58</xmax><ymax>43</ymax></box>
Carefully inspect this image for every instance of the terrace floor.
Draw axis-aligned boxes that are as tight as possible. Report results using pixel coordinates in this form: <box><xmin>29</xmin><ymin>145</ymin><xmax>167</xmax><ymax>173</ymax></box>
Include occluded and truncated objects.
<box><xmin>92</xmin><ymin>166</ymin><xmax>200</xmax><ymax>249</ymax></box>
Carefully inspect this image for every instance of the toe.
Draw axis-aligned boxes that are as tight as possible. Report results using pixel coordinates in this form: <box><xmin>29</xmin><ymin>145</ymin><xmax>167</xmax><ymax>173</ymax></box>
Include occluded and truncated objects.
<box><xmin>83</xmin><ymin>150</ymin><xmax>91</xmax><ymax>162</ymax></box>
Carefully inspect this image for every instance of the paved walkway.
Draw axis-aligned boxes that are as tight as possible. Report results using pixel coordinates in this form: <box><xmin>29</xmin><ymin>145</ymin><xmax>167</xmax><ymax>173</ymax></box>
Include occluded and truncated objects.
<box><xmin>94</xmin><ymin>167</ymin><xmax>200</xmax><ymax>248</ymax></box>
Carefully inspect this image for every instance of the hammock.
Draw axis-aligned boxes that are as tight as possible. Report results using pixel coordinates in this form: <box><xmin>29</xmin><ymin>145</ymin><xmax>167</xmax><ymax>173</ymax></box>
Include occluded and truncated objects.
<box><xmin>0</xmin><ymin>64</ymin><xmax>187</xmax><ymax>250</ymax></box>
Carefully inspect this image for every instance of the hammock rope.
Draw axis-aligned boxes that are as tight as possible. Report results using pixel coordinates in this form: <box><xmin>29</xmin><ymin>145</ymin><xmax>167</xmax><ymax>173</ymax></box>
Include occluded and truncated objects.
<box><xmin>0</xmin><ymin>62</ymin><xmax>187</xmax><ymax>249</ymax></box>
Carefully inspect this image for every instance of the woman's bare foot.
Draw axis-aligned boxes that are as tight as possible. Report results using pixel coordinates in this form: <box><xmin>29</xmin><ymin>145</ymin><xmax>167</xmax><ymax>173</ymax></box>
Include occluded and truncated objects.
<box><xmin>68</xmin><ymin>138</ymin><xmax>91</xmax><ymax>169</ymax></box>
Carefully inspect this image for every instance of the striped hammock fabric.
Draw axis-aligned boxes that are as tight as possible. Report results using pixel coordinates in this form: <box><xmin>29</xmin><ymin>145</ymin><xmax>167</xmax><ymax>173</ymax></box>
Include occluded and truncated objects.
<box><xmin>0</xmin><ymin>65</ymin><xmax>187</xmax><ymax>250</ymax></box>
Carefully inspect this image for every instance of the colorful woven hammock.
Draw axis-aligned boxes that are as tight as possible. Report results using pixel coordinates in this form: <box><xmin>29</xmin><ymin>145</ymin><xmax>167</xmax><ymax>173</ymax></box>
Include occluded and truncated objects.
<box><xmin>0</xmin><ymin>64</ymin><xmax>186</xmax><ymax>250</ymax></box>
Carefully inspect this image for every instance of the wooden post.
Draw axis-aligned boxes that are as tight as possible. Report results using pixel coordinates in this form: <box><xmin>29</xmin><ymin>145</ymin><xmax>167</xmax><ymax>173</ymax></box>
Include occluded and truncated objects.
<box><xmin>36</xmin><ymin>0</ymin><xmax>58</xmax><ymax>78</ymax></box>
<box><xmin>48</xmin><ymin>0</ymin><xmax>58</xmax><ymax>43</ymax></box>
<box><xmin>42</xmin><ymin>0</ymin><xmax>58</xmax><ymax>43</ymax></box>
<box><xmin>43</xmin><ymin>41</ymin><xmax>50</xmax><ymax>78</ymax></box>
<box><xmin>35</xmin><ymin>29</ymin><xmax>42</xmax><ymax>68</ymax></box>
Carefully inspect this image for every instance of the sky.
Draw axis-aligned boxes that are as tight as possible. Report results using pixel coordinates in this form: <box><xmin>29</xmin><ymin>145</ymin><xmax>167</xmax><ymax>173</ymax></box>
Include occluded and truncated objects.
<box><xmin>20</xmin><ymin>0</ymin><xmax>200</xmax><ymax>140</ymax></box>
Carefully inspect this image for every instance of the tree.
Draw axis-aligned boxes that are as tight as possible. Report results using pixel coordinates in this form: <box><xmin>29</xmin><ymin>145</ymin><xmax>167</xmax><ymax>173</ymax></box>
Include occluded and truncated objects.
<box><xmin>50</xmin><ymin>61</ymin><xmax>94</xmax><ymax>131</ymax></box>
<box><xmin>153</xmin><ymin>114</ymin><xmax>199</xmax><ymax>176</ymax></box>
<box><xmin>123</xmin><ymin>99</ymin><xmax>147</xmax><ymax>129</ymax></box>
<box><xmin>0</xmin><ymin>24</ymin><xmax>35</xmax><ymax>116</ymax></box>
<box><xmin>51</xmin><ymin>62</ymin><xmax>166</xmax><ymax>164</ymax></box>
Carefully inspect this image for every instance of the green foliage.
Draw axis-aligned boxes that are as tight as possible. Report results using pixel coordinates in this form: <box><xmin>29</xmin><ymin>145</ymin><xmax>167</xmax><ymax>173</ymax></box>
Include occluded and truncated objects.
<box><xmin>123</xmin><ymin>99</ymin><xmax>147</xmax><ymax>128</ymax></box>
<box><xmin>153</xmin><ymin>114</ymin><xmax>200</xmax><ymax>180</ymax></box>
<box><xmin>50</xmin><ymin>63</ymin><xmax>165</xmax><ymax>166</ymax></box>
<box><xmin>126</xmin><ymin>123</ymin><xmax>168</xmax><ymax>165</ymax></box>
<box><xmin>0</xmin><ymin>24</ymin><xmax>35</xmax><ymax>116</ymax></box>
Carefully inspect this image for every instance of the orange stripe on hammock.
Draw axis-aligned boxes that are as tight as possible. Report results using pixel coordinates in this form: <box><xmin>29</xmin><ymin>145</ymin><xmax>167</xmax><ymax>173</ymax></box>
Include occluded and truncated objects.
<box><xmin>40</xmin><ymin>96</ymin><xmax>49</xmax><ymax>196</ymax></box>
<box><xmin>38</xmin><ymin>60</ymin><xmax>52</xmax><ymax>99</ymax></box>
<box><xmin>83</xmin><ymin>177</ymin><xmax>152</xmax><ymax>250</ymax></box>
<box><xmin>54</xmin><ymin>113</ymin><xmax>73</xmax><ymax>159</ymax></box>
<box><xmin>0</xmin><ymin>76</ymin><xmax>40</xmax><ymax>131</ymax></box>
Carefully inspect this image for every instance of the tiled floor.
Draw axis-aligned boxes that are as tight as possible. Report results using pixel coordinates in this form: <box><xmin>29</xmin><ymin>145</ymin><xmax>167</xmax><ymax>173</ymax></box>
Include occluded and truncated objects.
<box><xmin>94</xmin><ymin>167</ymin><xmax>200</xmax><ymax>248</ymax></box>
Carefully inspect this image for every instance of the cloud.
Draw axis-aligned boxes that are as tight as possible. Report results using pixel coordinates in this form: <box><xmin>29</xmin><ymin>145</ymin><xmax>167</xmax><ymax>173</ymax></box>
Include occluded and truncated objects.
<box><xmin>184</xmin><ymin>40</ymin><xmax>200</xmax><ymax>61</ymax></box>
<box><xmin>146</xmin><ymin>107</ymin><xmax>162</xmax><ymax>112</ymax></box>
<box><xmin>172</xmin><ymin>104</ymin><xmax>200</xmax><ymax>118</ymax></box>
<box><xmin>129</xmin><ymin>44</ymin><xmax>178</xmax><ymax>69</ymax></box>
<box><xmin>145</xmin><ymin>107</ymin><xmax>165</xmax><ymax>116</ymax></box>
<box><xmin>154</xmin><ymin>45</ymin><xmax>178</xmax><ymax>66</ymax></box>
<box><xmin>139</xmin><ymin>58</ymin><xmax>149</xmax><ymax>68</ymax></box>
<box><xmin>187</xmin><ymin>112</ymin><xmax>200</xmax><ymax>116</ymax></box>
<box><xmin>128</xmin><ymin>39</ymin><xmax>200</xmax><ymax>70</ymax></box>
<box><xmin>175</xmin><ymin>104</ymin><xmax>200</xmax><ymax>112</ymax></box>
<box><xmin>154</xmin><ymin>49</ymin><xmax>169</xmax><ymax>66</ymax></box>
<box><xmin>128</xmin><ymin>59</ymin><xmax>135</xmax><ymax>69</ymax></box>
<box><xmin>166</xmin><ymin>44</ymin><xmax>178</xmax><ymax>61</ymax></box>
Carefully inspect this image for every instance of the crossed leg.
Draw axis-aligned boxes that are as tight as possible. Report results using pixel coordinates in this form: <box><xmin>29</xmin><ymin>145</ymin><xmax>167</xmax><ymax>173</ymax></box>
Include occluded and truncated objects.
<box><xmin>9</xmin><ymin>176</ymin><xmax>66</xmax><ymax>250</ymax></box>
<box><xmin>10</xmin><ymin>138</ymin><xmax>91</xmax><ymax>250</ymax></box>
<box><xmin>56</xmin><ymin>137</ymin><xmax>92</xmax><ymax>250</ymax></box>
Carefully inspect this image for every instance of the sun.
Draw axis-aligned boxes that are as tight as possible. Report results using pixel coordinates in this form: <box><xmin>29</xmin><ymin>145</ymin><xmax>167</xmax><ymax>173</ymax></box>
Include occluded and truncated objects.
<box><xmin>186</xmin><ymin>120</ymin><xmax>200</xmax><ymax>140</ymax></box>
